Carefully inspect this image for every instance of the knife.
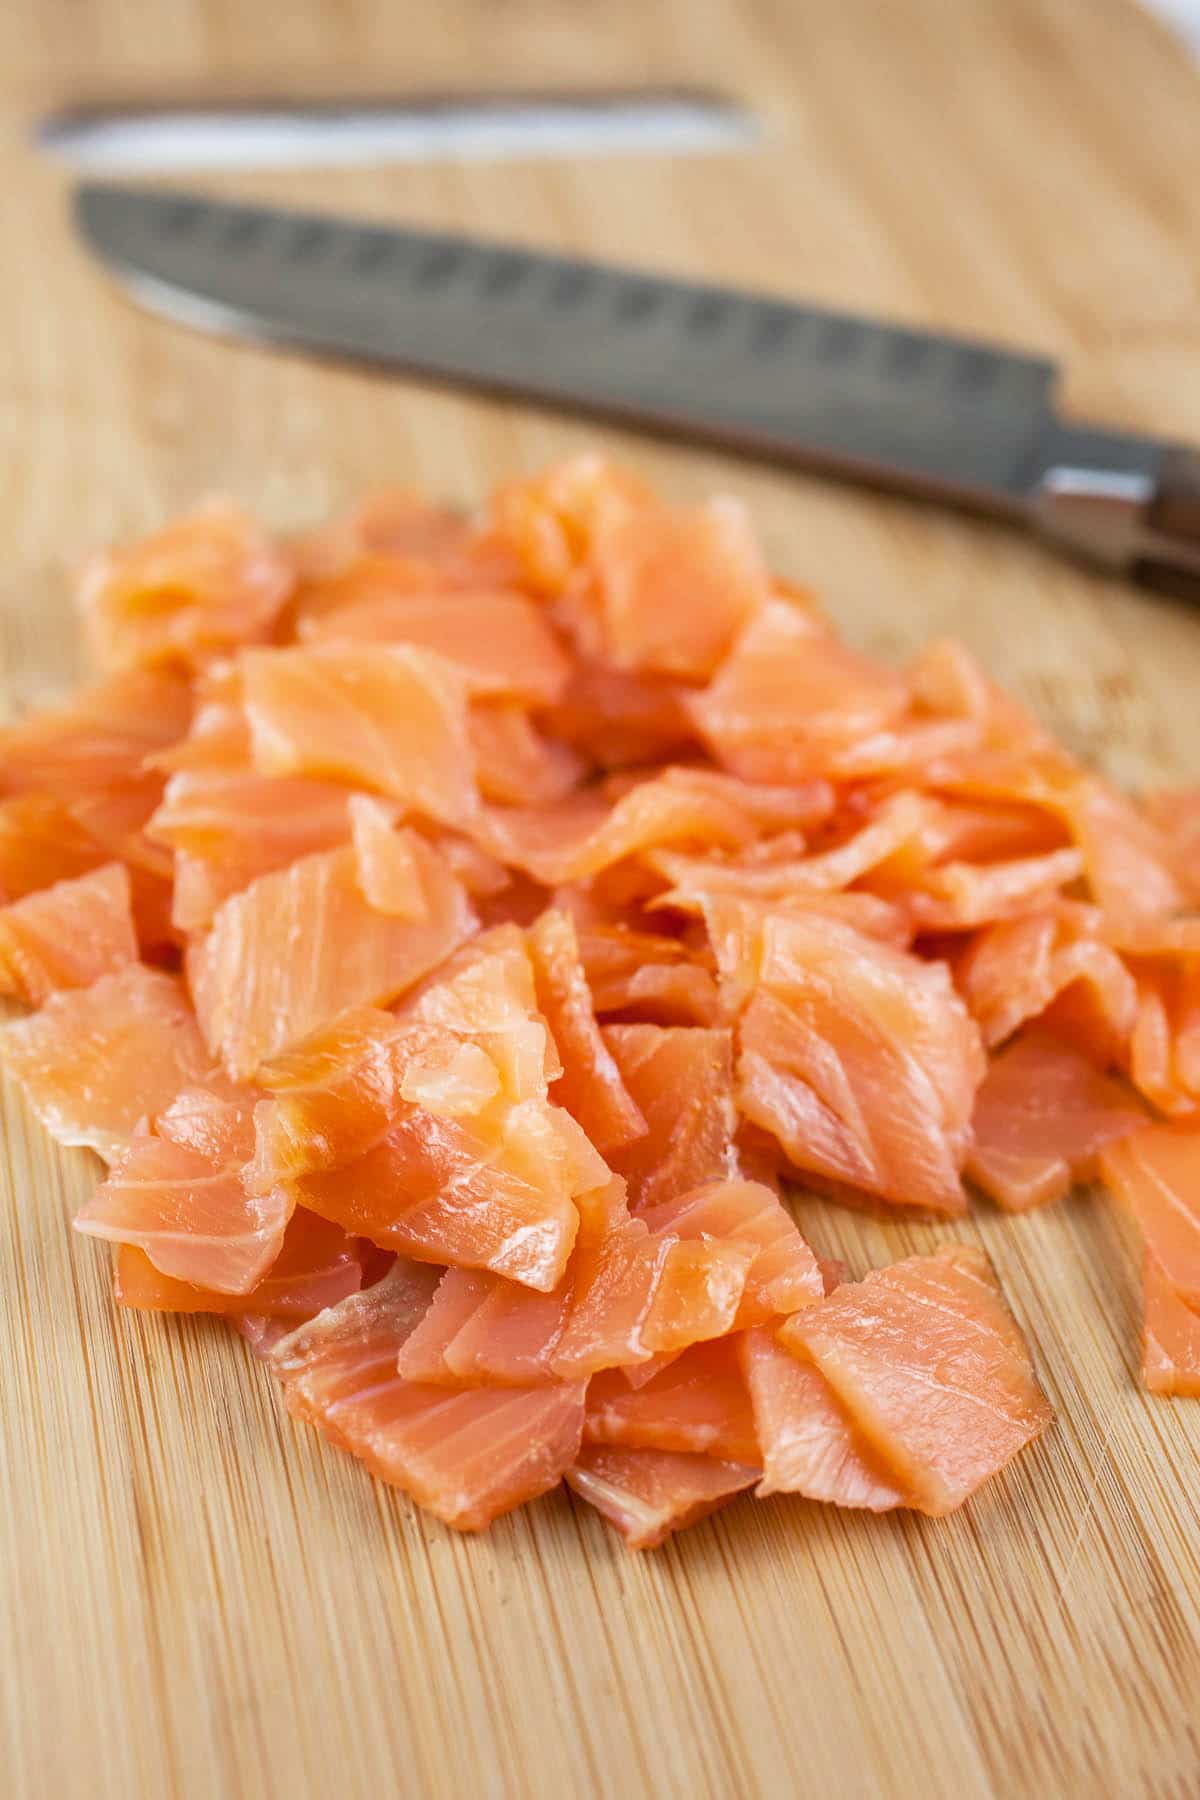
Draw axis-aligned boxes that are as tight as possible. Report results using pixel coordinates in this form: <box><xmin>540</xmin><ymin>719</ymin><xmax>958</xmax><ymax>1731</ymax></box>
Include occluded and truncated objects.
<box><xmin>74</xmin><ymin>181</ymin><xmax>1200</xmax><ymax>592</ymax></box>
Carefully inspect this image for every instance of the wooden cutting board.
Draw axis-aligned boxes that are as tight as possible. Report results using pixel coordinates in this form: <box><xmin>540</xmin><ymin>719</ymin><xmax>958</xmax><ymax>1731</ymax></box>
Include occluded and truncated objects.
<box><xmin>3</xmin><ymin>2</ymin><xmax>1200</xmax><ymax>1794</ymax></box>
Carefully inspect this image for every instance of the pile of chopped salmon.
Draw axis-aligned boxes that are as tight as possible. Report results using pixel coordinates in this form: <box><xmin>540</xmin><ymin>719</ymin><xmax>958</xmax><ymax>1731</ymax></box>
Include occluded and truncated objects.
<box><xmin>3</xmin><ymin>457</ymin><xmax>1198</xmax><ymax>1549</ymax></box>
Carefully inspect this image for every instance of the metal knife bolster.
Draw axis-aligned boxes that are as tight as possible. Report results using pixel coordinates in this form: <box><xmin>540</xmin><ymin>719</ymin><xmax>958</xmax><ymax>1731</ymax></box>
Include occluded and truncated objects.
<box><xmin>1029</xmin><ymin>424</ymin><xmax>1200</xmax><ymax>587</ymax></box>
<box><xmin>72</xmin><ymin>182</ymin><xmax>1200</xmax><ymax>594</ymax></box>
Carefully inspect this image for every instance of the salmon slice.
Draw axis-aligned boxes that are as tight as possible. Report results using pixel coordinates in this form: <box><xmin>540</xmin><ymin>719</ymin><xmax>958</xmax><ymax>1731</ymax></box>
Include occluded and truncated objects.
<box><xmin>778</xmin><ymin>1245</ymin><xmax>1051</xmax><ymax>1514</ymax></box>
<box><xmin>544</xmin><ymin>657</ymin><xmax>697</xmax><ymax>771</ymax></box>
<box><xmin>1099</xmin><ymin>1123</ymin><xmax>1200</xmax><ymax>1306</ymax></box>
<box><xmin>0</xmin><ymin>964</ymin><xmax>208</xmax><ymax>1162</ymax></box>
<box><xmin>250</xmin><ymin>926</ymin><xmax>553</xmax><ymax>1188</ymax></box>
<box><xmin>489</xmin><ymin>453</ymin><xmax>659</xmax><ymax>597</ymax></box>
<box><xmin>584</xmin><ymin>1339</ymin><xmax>760</xmax><ymax>1463</ymax></box>
<box><xmin>67</xmin><ymin>780</ymin><xmax>179</xmax><ymax>953</ymax></box>
<box><xmin>468</xmin><ymin>702</ymin><xmax>585</xmax><ymax>805</ymax></box>
<box><xmin>906</xmin><ymin>796</ymin><xmax>1068</xmax><ymax>866</ymax></box>
<box><xmin>0</xmin><ymin>795</ymin><xmax>122</xmax><ymax>904</ymax></box>
<box><xmin>78</xmin><ymin>501</ymin><xmax>292</xmax><ymax>672</ymax></box>
<box><xmin>566</xmin><ymin>1445</ymin><xmax>758</xmax><ymax>1549</ymax></box>
<box><xmin>1140</xmin><ymin>1253</ymin><xmax>1200</xmax><ymax>1396</ymax></box>
<box><xmin>403</xmin><ymin>1264</ymin><xmax>575</xmax><ymax>1386</ymax></box>
<box><xmin>932</xmin><ymin>754</ymin><xmax>1183</xmax><ymax>929</ymax></box>
<box><xmin>399</xmin><ymin>1182</ymin><xmax>635</xmax><ymax>1384</ymax></box>
<box><xmin>148</xmin><ymin>768</ymin><xmax>361</xmax><ymax>930</ymax></box>
<box><xmin>396</xmin><ymin>1268</ymin><xmax>495</xmax><ymax>1383</ymax></box>
<box><xmin>707</xmin><ymin>899</ymin><xmax>983</xmax><ymax>1215</ymax></box>
<box><xmin>661</xmin><ymin>883</ymin><xmax>914</xmax><ymax>951</ymax></box>
<box><xmin>241</xmin><ymin>643</ymin><xmax>479</xmax><ymax>827</ymax></box>
<box><xmin>955</xmin><ymin>905</ymin><xmax>1138</xmax><ymax>1059</ymax></box>
<box><xmin>687</xmin><ymin>601</ymin><xmax>912</xmax><ymax>783</ymax></box>
<box><xmin>269</xmin><ymin>1263</ymin><xmax>586</xmax><ymax>1530</ymax></box>
<box><xmin>738</xmin><ymin>1328</ymin><xmax>905</xmax><ymax>1508</ymax></box>
<box><xmin>639</xmin><ymin>1178</ymin><xmax>824</xmax><ymax>1326</ymax></box>
<box><xmin>393</xmin><ymin>1175</ymin><xmax>753</xmax><ymax>1384</ymax></box>
<box><xmin>287</xmin><ymin>1102</ymin><xmax>586</xmax><ymax>1291</ymax></box>
<box><xmin>113</xmin><ymin>1208</ymin><xmax>361</xmax><ymax>1318</ymax></box>
<box><xmin>583</xmin><ymin>492</ymin><xmax>770</xmax><ymax>680</ymax></box>
<box><xmin>897</xmin><ymin>847</ymin><xmax>1085</xmax><ymax>932</ymax></box>
<box><xmin>966</xmin><ymin>1030</ymin><xmax>1145</xmax><ymax>1211</ymax></box>
<box><xmin>603</xmin><ymin>1024</ymin><xmax>738</xmax><ymax>1210</ymax></box>
<box><xmin>75</xmin><ymin>1079</ymin><xmax>291</xmax><ymax>1293</ymax></box>
<box><xmin>528</xmin><ymin>908</ymin><xmax>647</xmax><ymax>1153</ymax></box>
<box><xmin>575</xmin><ymin>925</ymin><xmax>720</xmax><ymax>1026</ymax></box>
<box><xmin>1128</xmin><ymin>963</ymin><xmax>1200</xmax><ymax>1117</ymax></box>
<box><xmin>291</xmin><ymin>487</ymin><xmax>518</xmax><ymax>597</ymax></box>
<box><xmin>302</xmin><ymin>588</ymin><xmax>571</xmax><ymax>705</ymax></box>
<box><xmin>0</xmin><ymin>863</ymin><xmax>138</xmax><ymax>1004</ymax></box>
<box><xmin>187</xmin><ymin>827</ymin><xmax>476</xmax><ymax>1078</ymax></box>
<box><xmin>146</xmin><ymin>661</ymin><xmax>252</xmax><ymax>775</ymax></box>
<box><xmin>1142</xmin><ymin>786</ymin><xmax>1200</xmax><ymax>906</ymax></box>
<box><xmin>647</xmin><ymin>789</ymin><xmax>932</xmax><ymax>903</ymax></box>
<box><xmin>477</xmin><ymin>765</ymin><xmax>831</xmax><ymax>887</ymax></box>
<box><xmin>0</xmin><ymin>667</ymin><xmax>192</xmax><ymax>798</ymax></box>
<box><xmin>908</xmin><ymin>638</ymin><xmax>1054</xmax><ymax>756</ymax></box>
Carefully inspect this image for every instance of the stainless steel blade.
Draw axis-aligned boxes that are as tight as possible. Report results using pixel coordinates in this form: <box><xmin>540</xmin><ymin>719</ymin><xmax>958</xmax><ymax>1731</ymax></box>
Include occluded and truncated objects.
<box><xmin>78</xmin><ymin>182</ymin><xmax>1200</xmax><ymax>590</ymax></box>
<box><xmin>74</xmin><ymin>182</ymin><xmax>1061</xmax><ymax>519</ymax></box>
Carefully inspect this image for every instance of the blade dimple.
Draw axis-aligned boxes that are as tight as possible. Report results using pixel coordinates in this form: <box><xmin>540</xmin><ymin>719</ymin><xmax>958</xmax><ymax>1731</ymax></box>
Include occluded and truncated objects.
<box><xmin>73</xmin><ymin>181</ymin><xmax>1062</xmax><ymax>512</ymax></box>
<box><xmin>411</xmin><ymin>245</ymin><xmax>464</xmax><ymax>289</ymax></box>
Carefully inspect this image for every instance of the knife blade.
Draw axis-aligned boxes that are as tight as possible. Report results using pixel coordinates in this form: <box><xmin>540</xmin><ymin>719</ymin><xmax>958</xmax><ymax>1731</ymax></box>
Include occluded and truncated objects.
<box><xmin>40</xmin><ymin>89</ymin><xmax>754</xmax><ymax>175</ymax></box>
<box><xmin>73</xmin><ymin>181</ymin><xmax>1200</xmax><ymax>591</ymax></box>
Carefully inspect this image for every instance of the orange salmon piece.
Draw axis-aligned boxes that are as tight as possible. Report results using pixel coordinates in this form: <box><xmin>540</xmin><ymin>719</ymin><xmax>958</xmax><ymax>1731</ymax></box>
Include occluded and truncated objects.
<box><xmin>639</xmin><ymin>1178</ymin><xmax>823</xmax><ymax>1326</ymax></box>
<box><xmin>586</xmin><ymin>492</ymin><xmax>770</xmax><ymax>680</ymax></box>
<box><xmin>688</xmin><ymin>601</ymin><xmax>911</xmax><ymax>783</ymax></box>
<box><xmin>1099</xmin><ymin>1123</ymin><xmax>1200</xmax><ymax>1306</ymax></box>
<box><xmin>303</xmin><ymin>588</ymin><xmax>571</xmax><ymax>705</ymax></box>
<box><xmin>603</xmin><ymin>1024</ymin><xmax>738</xmax><ymax>1211</ymax></box>
<box><xmin>241</xmin><ymin>642</ymin><xmax>479</xmax><ymax>827</ymax></box>
<box><xmin>478</xmin><ymin>765</ymin><xmax>830</xmax><ymax>887</ymax></box>
<box><xmin>468</xmin><ymin>702</ymin><xmax>584</xmax><ymax>805</ymax></box>
<box><xmin>739</xmin><ymin>1328</ymin><xmax>905</xmax><ymax>1508</ymax></box>
<box><xmin>966</xmin><ymin>1029</ymin><xmax>1144</xmax><ymax>1211</ymax></box>
<box><xmin>955</xmin><ymin>905</ymin><xmax>1137</xmax><ymax>1060</ymax></box>
<box><xmin>187</xmin><ymin>827</ymin><xmax>476</xmax><ymax>1079</ymax></box>
<box><xmin>529</xmin><ymin>908</ymin><xmax>647</xmax><ymax>1154</ymax></box>
<box><xmin>779</xmin><ymin>1245</ymin><xmax>1051</xmax><ymax>1514</ymax></box>
<box><xmin>544</xmin><ymin>656</ymin><xmax>697</xmax><ymax>770</ymax></box>
<box><xmin>250</xmin><ymin>927</ymin><xmax>553</xmax><ymax>1189</ymax></box>
<box><xmin>76</xmin><ymin>1079</ymin><xmax>290</xmax><ymax>1294</ymax></box>
<box><xmin>0</xmin><ymin>863</ymin><xmax>138</xmax><ymax>1004</ymax></box>
<box><xmin>78</xmin><ymin>500</ymin><xmax>292</xmax><ymax>672</ymax></box>
<box><xmin>148</xmin><ymin>767</ymin><xmax>361</xmax><ymax>929</ymax></box>
<box><xmin>932</xmin><ymin>753</ymin><xmax>1182</xmax><ymax>929</ymax></box>
<box><xmin>576</xmin><ymin>925</ymin><xmax>720</xmax><ymax>1026</ymax></box>
<box><xmin>584</xmin><ymin>1339</ymin><xmax>760</xmax><ymax>1464</ymax></box>
<box><xmin>710</xmin><ymin>900</ymin><xmax>983</xmax><ymax>1215</ymax></box>
<box><xmin>0</xmin><ymin>795</ymin><xmax>122</xmax><ymax>903</ymax></box>
<box><xmin>0</xmin><ymin>667</ymin><xmax>192</xmax><ymax>797</ymax></box>
<box><xmin>270</xmin><ymin>1263</ymin><xmax>586</xmax><ymax>1531</ymax></box>
<box><xmin>288</xmin><ymin>1103</ymin><xmax>585</xmax><ymax>1292</ymax></box>
<box><xmin>566</xmin><ymin>1445</ymin><xmax>757</xmax><ymax>1549</ymax></box>
<box><xmin>1141</xmin><ymin>1253</ymin><xmax>1200</xmax><ymax>1396</ymax></box>
<box><xmin>114</xmin><ymin>1208</ymin><xmax>361</xmax><ymax>1319</ymax></box>
<box><xmin>0</xmin><ymin>964</ymin><xmax>208</xmax><ymax>1163</ymax></box>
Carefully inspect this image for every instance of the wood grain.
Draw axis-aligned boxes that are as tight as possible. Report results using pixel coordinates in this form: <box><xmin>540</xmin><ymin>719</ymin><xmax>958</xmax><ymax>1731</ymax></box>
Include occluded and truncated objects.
<box><xmin>3</xmin><ymin>2</ymin><xmax>1200</xmax><ymax>1795</ymax></box>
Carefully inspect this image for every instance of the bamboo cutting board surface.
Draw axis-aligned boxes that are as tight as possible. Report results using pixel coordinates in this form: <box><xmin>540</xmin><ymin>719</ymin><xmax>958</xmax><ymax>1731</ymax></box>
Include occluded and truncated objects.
<box><xmin>3</xmin><ymin>2</ymin><xmax>1200</xmax><ymax>1794</ymax></box>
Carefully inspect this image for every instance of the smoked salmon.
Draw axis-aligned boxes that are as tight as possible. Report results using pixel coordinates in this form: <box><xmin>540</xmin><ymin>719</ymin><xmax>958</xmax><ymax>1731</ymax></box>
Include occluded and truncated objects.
<box><xmin>24</xmin><ymin>450</ymin><xmax>1200</xmax><ymax>1545</ymax></box>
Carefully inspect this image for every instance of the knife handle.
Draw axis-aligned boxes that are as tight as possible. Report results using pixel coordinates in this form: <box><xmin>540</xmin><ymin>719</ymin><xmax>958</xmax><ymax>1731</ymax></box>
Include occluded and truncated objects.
<box><xmin>1135</xmin><ymin>446</ymin><xmax>1200</xmax><ymax>601</ymax></box>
